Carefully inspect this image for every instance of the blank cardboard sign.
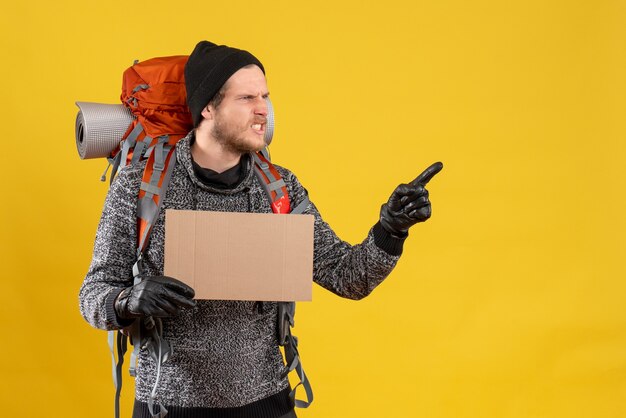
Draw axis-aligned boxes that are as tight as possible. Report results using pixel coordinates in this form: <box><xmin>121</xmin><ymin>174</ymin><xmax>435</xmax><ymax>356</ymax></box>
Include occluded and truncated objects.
<box><xmin>164</xmin><ymin>209</ymin><xmax>314</xmax><ymax>301</ymax></box>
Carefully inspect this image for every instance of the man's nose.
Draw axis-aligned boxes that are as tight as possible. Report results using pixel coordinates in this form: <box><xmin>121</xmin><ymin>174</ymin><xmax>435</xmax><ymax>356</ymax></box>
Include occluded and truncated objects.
<box><xmin>254</xmin><ymin>97</ymin><xmax>268</xmax><ymax>117</ymax></box>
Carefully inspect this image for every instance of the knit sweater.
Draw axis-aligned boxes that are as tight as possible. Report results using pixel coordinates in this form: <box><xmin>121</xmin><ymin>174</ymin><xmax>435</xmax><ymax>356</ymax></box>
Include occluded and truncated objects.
<box><xmin>79</xmin><ymin>132</ymin><xmax>404</xmax><ymax>417</ymax></box>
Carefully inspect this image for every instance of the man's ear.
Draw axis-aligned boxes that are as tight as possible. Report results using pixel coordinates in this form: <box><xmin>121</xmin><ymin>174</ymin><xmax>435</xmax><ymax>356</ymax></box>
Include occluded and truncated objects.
<box><xmin>200</xmin><ymin>105</ymin><xmax>213</xmax><ymax>121</ymax></box>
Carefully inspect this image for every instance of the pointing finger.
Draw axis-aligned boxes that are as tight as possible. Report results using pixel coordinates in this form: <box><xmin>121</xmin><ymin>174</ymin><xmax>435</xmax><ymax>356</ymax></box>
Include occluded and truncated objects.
<box><xmin>411</xmin><ymin>162</ymin><xmax>443</xmax><ymax>186</ymax></box>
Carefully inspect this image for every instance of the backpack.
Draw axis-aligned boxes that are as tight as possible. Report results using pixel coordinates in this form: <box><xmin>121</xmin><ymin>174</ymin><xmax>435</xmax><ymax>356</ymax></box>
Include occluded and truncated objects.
<box><xmin>76</xmin><ymin>55</ymin><xmax>312</xmax><ymax>418</ymax></box>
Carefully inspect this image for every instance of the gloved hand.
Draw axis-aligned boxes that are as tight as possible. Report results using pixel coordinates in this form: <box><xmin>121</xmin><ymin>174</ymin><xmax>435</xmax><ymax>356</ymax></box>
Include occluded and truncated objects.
<box><xmin>380</xmin><ymin>162</ymin><xmax>443</xmax><ymax>238</ymax></box>
<box><xmin>114</xmin><ymin>275</ymin><xmax>196</xmax><ymax>320</ymax></box>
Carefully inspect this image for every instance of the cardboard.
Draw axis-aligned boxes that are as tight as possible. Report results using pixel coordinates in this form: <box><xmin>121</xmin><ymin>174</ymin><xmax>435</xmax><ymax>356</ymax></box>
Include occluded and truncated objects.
<box><xmin>164</xmin><ymin>209</ymin><xmax>314</xmax><ymax>301</ymax></box>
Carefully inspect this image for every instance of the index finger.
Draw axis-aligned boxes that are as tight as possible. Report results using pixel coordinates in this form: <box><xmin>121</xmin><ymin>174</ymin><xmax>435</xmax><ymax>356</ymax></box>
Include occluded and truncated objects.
<box><xmin>411</xmin><ymin>162</ymin><xmax>444</xmax><ymax>186</ymax></box>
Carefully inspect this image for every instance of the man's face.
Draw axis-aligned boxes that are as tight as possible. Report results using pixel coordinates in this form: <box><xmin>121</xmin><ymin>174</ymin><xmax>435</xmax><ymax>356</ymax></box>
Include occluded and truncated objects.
<box><xmin>205</xmin><ymin>65</ymin><xmax>269</xmax><ymax>154</ymax></box>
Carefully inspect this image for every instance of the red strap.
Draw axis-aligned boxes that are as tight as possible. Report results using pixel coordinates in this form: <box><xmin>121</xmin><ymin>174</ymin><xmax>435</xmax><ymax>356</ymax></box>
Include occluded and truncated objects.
<box><xmin>254</xmin><ymin>152</ymin><xmax>291</xmax><ymax>214</ymax></box>
<box><xmin>137</xmin><ymin>146</ymin><xmax>177</xmax><ymax>253</ymax></box>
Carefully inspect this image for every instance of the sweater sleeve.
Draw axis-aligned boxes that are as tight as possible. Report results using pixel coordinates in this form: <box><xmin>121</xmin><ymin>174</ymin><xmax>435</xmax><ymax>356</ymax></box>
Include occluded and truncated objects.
<box><xmin>78</xmin><ymin>168</ymin><xmax>140</xmax><ymax>330</ymax></box>
<box><xmin>282</xmin><ymin>169</ymin><xmax>405</xmax><ymax>300</ymax></box>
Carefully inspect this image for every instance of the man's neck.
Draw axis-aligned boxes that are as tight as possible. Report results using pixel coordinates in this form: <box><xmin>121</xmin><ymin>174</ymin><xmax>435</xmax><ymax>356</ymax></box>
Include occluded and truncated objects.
<box><xmin>191</xmin><ymin>130</ymin><xmax>243</xmax><ymax>173</ymax></box>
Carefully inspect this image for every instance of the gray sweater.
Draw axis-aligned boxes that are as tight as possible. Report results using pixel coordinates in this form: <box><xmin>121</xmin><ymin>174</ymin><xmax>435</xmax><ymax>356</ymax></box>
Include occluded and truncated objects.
<box><xmin>79</xmin><ymin>133</ymin><xmax>403</xmax><ymax>415</ymax></box>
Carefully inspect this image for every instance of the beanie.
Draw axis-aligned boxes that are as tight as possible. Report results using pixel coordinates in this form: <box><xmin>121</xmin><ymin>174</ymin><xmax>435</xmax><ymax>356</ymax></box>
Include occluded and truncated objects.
<box><xmin>185</xmin><ymin>41</ymin><xmax>265</xmax><ymax>127</ymax></box>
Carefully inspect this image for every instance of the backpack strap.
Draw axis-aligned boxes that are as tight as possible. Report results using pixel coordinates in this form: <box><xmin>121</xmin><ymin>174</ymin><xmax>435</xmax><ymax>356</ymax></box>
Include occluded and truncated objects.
<box><xmin>253</xmin><ymin>152</ymin><xmax>313</xmax><ymax>408</ymax></box>
<box><xmin>143</xmin><ymin>317</ymin><xmax>169</xmax><ymax>418</ymax></box>
<box><xmin>290</xmin><ymin>195</ymin><xmax>310</xmax><ymax>215</ymax></box>
<box><xmin>278</xmin><ymin>302</ymin><xmax>314</xmax><ymax>408</ymax></box>
<box><xmin>109</xmin><ymin>122</ymin><xmax>145</xmax><ymax>184</ymax></box>
<box><xmin>252</xmin><ymin>150</ymin><xmax>291</xmax><ymax>214</ymax></box>
<box><xmin>109</xmin><ymin>138</ymin><xmax>177</xmax><ymax>418</ymax></box>
<box><xmin>108</xmin><ymin>329</ymin><xmax>128</xmax><ymax>418</ymax></box>
<box><xmin>137</xmin><ymin>136</ymin><xmax>177</xmax><ymax>256</ymax></box>
<box><xmin>134</xmin><ymin>137</ymin><xmax>177</xmax><ymax>418</ymax></box>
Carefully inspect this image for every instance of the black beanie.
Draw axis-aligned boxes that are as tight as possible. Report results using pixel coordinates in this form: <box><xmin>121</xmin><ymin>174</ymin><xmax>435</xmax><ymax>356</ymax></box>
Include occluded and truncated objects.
<box><xmin>185</xmin><ymin>41</ymin><xmax>265</xmax><ymax>127</ymax></box>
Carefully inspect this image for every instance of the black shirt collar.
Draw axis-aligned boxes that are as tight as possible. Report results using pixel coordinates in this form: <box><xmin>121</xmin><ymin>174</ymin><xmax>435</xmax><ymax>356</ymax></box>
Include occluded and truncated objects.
<box><xmin>191</xmin><ymin>153</ymin><xmax>250</xmax><ymax>189</ymax></box>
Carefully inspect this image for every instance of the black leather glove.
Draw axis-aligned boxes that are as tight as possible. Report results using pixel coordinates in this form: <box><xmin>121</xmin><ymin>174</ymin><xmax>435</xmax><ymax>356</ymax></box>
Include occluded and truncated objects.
<box><xmin>380</xmin><ymin>162</ymin><xmax>443</xmax><ymax>238</ymax></box>
<box><xmin>114</xmin><ymin>275</ymin><xmax>196</xmax><ymax>320</ymax></box>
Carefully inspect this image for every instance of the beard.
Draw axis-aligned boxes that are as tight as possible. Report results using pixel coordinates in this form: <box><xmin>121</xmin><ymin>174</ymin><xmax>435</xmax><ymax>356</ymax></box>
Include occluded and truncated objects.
<box><xmin>211</xmin><ymin>114</ymin><xmax>266</xmax><ymax>154</ymax></box>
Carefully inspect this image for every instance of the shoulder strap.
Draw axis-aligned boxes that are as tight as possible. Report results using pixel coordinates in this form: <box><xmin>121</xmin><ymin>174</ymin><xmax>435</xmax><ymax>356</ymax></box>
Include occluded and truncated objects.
<box><xmin>133</xmin><ymin>138</ymin><xmax>176</xmax><ymax>418</ymax></box>
<box><xmin>109</xmin><ymin>138</ymin><xmax>177</xmax><ymax>418</ymax></box>
<box><xmin>278</xmin><ymin>302</ymin><xmax>314</xmax><ymax>408</ymax></box>
<box><xmin>108</xmin><ymin>330</ymin><xmax>127</xmax><ymax>418</ymax></box>
<box><xmin>252</xmin><ymin>150</ymin><xmax>291</xmax><ymax>214</ymax></box>
<box><xmin>253</xmin><ymin>151</ymin><xmax>314</xmax><ymax>408</ymax></box>
<box><xmin>136</xmin><ymin>136</ymin><xmax>177</xmax><ymax>257</ymax></box>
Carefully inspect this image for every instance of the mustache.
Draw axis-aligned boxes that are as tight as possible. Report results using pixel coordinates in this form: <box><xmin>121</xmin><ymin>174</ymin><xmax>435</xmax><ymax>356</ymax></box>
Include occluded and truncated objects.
<box><xmin>252</xmin><ymin>117</ymin><xmax>267</xmax><ymax>124</ymax></box>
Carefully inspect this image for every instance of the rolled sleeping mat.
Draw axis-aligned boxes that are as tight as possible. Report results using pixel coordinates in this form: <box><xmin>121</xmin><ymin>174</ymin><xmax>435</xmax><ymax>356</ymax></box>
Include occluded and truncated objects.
<box><xmin>264</xmin><ymin>97</ymin><xmax>275</xmax><ymax>146</ymax></box>
<box><xmin>75</xmin><ymin>101</ymin><xmax>135</xmax><ymax>159</ymax></box>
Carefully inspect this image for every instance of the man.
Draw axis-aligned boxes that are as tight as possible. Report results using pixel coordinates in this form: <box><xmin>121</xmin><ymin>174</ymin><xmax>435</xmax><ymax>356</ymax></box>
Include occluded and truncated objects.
<box><xmin>79</xmin><ymin>40</ymin><xmax>442</xmax><ymax>418</ymax></box>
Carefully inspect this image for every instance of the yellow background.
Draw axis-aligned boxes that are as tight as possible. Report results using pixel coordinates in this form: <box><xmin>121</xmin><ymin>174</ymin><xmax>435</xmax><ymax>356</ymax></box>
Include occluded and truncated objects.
<box><xmin>1</xmin><ymin>0</ymin><xmax>625</xmax><ymax>417</ymax></box>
